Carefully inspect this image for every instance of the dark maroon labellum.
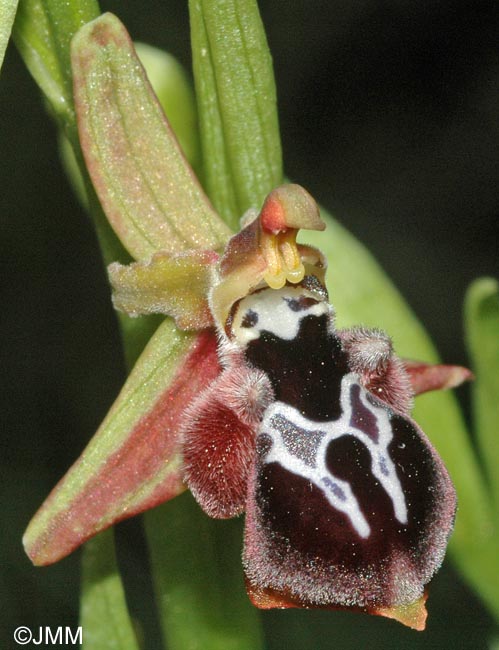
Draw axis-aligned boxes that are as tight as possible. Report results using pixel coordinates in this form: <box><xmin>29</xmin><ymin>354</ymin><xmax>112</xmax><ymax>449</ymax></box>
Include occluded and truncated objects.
<box><xmin>183</xmin><ymin>280</ymin><xmax>456</xmax><ymax>630</ymax></box>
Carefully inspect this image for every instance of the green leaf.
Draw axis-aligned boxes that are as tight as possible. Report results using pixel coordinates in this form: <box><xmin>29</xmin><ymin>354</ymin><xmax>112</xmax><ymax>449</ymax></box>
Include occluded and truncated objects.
<box><xmin>489</xmin><ymin>633</ymin><xmax>499</xmax><ymax>650</ymax></box>
<box><xmin>465</xmin><ymin>277</ymin><xmax>499</xmax><ymax>514</ymax></box>
<box><xmin>190</xmin><ymin>0</ymin><xmax>282</xmax><ymax>228</ymax></box>
<box><xmin>13</xmin><ymin>0</ymin><xmax>99</xmax><ymax>124</ymax></box>
<box><xmin>80</xmin><ymin>530</ymin><xmax>140</xmax><ymax>650</ymax></box>
<box><xmin>72</xmin><ymin>13</ymin><xmax>231</xmax><ymax>261</ymax></box>
<box><xmin>0</xmin><ymin>0</ymin><xmax>19</xmax><ymax>71</ymax></box>
<box><xmin>146</xmin><ymin>493</ymin><xmax>264</xmax><ymax>650</ymax></box>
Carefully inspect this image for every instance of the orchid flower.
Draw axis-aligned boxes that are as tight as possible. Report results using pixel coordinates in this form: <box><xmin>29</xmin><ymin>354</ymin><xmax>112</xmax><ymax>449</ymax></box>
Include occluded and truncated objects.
<box><xmin>19</xmin><ymin>12</ymin><xmax>476</xmax><ymax>633</ymax></box>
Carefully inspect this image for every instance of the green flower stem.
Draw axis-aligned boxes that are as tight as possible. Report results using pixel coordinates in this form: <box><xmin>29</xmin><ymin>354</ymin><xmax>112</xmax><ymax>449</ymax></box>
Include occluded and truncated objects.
<box><xmin>190</xmin><ymin>0</ymin><xmax>282</xmax><ymax>229</ymax></box>
<box><xmin>145</xmin><ymin>494</ymin><xmax>264</xmax><ymax>650</ymax></box>
<box><xmin>80</xmin><ymin>530</ymin><xmax>140</xmax><ymax>650</ymax></box>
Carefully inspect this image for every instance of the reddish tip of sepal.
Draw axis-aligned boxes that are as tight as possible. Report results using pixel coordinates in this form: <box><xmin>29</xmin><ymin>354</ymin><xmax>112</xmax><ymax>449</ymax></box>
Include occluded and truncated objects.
<box><xmin>403</xmin><ymin>361</ymin><xmax>474</xmax><ymax>395</ymax></box>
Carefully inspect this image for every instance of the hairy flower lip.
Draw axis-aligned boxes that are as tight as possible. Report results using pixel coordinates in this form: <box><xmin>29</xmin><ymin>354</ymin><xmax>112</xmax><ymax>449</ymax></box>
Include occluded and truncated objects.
<box><xmin>24</xmin><ymin>181</ymin><xmax>466</xmax><ymax>629</ymax></box>
<box><xmin>21</xmin><ymin>11</ymin><xmax>473</xmax><ymax>631</ymax></box>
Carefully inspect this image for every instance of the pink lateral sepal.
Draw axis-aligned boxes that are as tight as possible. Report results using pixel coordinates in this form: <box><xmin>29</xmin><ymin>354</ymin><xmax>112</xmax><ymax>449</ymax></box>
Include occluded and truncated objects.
<box><xmin>24</xmin><ymin>330</ymin><xmax>221</xmax><ymax>566</ymax></box>
<box><xmin>403</xmin><ymin>360</ymin><xmax>474</xmax><ymax>395</ymax></box>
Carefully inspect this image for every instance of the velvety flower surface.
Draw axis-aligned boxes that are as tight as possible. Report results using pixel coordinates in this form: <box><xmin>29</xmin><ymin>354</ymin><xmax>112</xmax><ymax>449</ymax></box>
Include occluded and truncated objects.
<box><xmin>22</xmin><ymin>13</ymin><xmax>472</xmax><ymax>632</ymax></box>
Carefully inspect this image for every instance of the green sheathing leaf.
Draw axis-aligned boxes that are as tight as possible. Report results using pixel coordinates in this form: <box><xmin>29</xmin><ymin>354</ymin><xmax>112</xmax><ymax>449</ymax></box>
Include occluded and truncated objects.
<box><xmin>190</xmin><ymin>0</ymin><xmax>282</xmax><ymax>229</ymax></box>
<box><xmin>466</xmin><ymin>278</ymin><xmax>499</xmax><ymax>516</ymax></box>
<box><xmin>0</xmin><ymin>0</ymin><xmax>19</xmax><ymax>71</ymax></box>
<box><xmin>13</xmin><ymin>0</ymin><xmax>99</xmax><ymax>124</ymax></box>
<box><xmin>146</xmin><ymin>494</ymin><xmax>264</xmax><ymax>650</ymax></box>
<box><xmin>80</xmin><ymin>530</ymin><xmax>140</xmax><ymax>650</ymax></box>
<box><xmin>72</xmin><ymin>13</ymin><xmax>231</xmax><ymax>261</ymax></box>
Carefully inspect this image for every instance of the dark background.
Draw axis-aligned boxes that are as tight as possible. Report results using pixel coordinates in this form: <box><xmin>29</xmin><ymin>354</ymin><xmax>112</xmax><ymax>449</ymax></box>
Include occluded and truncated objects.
<box><xmin>1</xmin><ymin>1</ymin><xmax>498</xmax><ymax>648</ymax></box>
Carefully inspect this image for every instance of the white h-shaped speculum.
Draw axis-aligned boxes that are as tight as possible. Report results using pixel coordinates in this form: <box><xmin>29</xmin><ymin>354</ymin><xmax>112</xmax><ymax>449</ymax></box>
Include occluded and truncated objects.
<box><xmin>260</xmin><ymin>373</ymin><xmax>408</xmax><ymax>539</ymax></box>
